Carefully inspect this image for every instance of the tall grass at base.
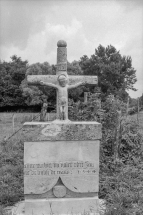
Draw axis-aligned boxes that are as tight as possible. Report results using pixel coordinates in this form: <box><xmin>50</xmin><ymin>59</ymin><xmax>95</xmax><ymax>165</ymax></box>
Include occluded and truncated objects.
<box><xmin>0</xmin><ymin>98</ymin><xmax>143</xmax><ymax>215</ymax></box>
<box><xmin>100</xmin><ymin>156</ymin><xmax>143</xmax><ymax>215</ymax></box>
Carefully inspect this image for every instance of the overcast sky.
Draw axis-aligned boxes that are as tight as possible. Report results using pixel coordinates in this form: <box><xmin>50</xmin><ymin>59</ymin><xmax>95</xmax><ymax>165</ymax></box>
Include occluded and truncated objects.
<box><xmin>0</xmin><ymin>0</ymin><xmax>143</xmax><ymax>98</ymax></box>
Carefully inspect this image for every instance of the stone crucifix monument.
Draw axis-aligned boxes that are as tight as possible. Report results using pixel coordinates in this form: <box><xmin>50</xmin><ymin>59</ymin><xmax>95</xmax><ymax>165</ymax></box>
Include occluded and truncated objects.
<box><xmin>24</xmin><ymin>40</ymin><xmax>102</xmax><ymax>215</ymax></box>
<box><xmin>27</xmin><ymin>40</ymin><xmax>97</xmax><ymax>120</ymax></box>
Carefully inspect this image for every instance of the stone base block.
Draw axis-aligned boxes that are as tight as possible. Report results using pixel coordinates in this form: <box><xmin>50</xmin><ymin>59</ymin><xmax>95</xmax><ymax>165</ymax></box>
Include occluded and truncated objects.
<box><xmin>23</xmin><ymin>120</ymin><xmax>102</xmax><ymax>141</ymax></box>
<box><xmin>25</xmin><ymin>197</ymin><xmax>99</xmax><ymax>215</ymax></box>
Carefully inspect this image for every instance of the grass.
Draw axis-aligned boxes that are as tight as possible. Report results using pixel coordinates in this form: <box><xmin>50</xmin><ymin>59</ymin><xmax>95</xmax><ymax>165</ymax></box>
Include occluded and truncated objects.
<box><xmin>128</xmin><ymin>110</ymin><xmax>143</xmax><ymax>130</ymax></box>
<box><xmin>0</xmin><ymin>111</ymin><xmax>143</xmax><ymax>214</ymax></box>
<box><xmin>0</xmin><ymin>110</ymin><xmax>143</xmax><ymax>143</ymax></box>
<box><xmin>0</xmin><ymin>113</ymin><xmax>36</xmax><ymax>143</ymax></box>
<box><xmin>0</xmin><ymin>112</ymin><xmax>57</xmax><ymax>143</ymax></box>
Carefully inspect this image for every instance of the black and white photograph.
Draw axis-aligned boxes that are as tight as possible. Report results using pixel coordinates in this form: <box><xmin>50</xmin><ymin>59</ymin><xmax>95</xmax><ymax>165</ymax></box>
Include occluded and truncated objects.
<box><xmin>0</xmin><ymin>0</ymin><xmax>143</xmax><ymax>214</ymax></box>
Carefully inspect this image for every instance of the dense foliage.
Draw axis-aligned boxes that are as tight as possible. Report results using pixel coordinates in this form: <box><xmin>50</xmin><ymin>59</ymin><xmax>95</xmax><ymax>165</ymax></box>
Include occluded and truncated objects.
<box><xmin>79</xmin><ymin>45</ymin><xmax>137</xmax><ymax>101</ymax></box>
<box><xmin>0</xmin><ymin>139</ymin><xmax>24</xmax><ymax>205</ymax></box>
<box><xmin>69</xmin><ymin>95</ymin><xmax>143</xmax><ymax>214</ymax></box>
<box><xmin>0</xmin><ymin>45</ymin><xmax>139</xmax><ymax>110</ymax></box>
<box><xmin>1</xmin><ymin>96</ymin><xmax>142</xmax><ymax>215</ymax></box>
<box><xmin>0</xmin><ymin>56</ymin><xmax>28</xmax><ymax>108</ymax></box>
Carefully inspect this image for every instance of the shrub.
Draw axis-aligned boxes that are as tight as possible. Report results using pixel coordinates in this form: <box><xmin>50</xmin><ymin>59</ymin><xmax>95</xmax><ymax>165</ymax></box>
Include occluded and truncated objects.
<box><xmin>0</xmin><ymin>138</ymin><xmax>24</xmax><ymax>207</ymax></box>
<box><xmin>0</xmin><ymin>95</ymin><xmax>142</xmax><ymax>215</ymax></box>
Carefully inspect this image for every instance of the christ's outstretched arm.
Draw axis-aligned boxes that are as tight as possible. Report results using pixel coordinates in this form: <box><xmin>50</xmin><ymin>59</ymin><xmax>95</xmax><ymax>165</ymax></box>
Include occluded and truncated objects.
<box><xmin>68</xmin><ymin>81</ymin><xmax>86</xmax><ymax>90</ymax></box>
<box><xmin>38</xmin><ymin>81</ymin><xmax>58</xmax><ymax>89</ymax></box>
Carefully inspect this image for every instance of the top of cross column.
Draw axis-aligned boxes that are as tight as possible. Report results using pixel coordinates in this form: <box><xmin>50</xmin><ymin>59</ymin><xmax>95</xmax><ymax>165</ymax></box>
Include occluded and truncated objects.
<box><xmin>56</xmin><ymin>40</ymin><xmax>67</xmax><ymax>76</ymax></box>
<box><xmin>57</xmin><ymin>40</ymin><xmax>67</xmax><ymax>47</ymax></box>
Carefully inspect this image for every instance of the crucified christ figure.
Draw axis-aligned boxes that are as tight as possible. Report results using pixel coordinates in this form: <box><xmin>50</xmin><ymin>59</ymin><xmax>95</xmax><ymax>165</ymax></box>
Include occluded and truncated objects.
<box><xmin>38</xmin><ymin>74</ymin><xmax>86</xmax><ymax>120</ymax></box>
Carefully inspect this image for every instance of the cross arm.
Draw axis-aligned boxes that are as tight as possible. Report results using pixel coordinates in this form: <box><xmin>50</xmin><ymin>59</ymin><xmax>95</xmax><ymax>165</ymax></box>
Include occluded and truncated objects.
<box><xmin>27</xmin><ymin>75</ymin><xmax>58</xmax><ymax>89</ymax></box>
<box><xmin>68</xmin><ymin>76</ymin><xmax>98</xmax><ymax>89</ymax></box>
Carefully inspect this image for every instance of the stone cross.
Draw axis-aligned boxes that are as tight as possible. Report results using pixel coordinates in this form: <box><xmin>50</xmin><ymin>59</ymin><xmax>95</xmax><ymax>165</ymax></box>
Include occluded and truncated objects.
<box><xmin>27</xmin><ymin>40</ymin><xmax>98</xmax><ymax>120</ymax></box>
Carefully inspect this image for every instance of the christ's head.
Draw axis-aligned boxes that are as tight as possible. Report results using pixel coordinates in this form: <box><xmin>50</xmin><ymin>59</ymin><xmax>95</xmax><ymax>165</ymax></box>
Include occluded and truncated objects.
<box><xmin>58</xmin><ymin>74</ymin><xmax>68</xmax><ymax>87</ymax></box>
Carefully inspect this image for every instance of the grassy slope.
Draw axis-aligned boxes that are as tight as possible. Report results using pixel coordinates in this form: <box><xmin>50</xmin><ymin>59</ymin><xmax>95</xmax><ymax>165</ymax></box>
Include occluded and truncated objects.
<box><xmin>0</xmin><ymin>113</ymin><xmax>39</xmax><ymax>143</ymax></box>
<box><xmin>0</xmin><ymin>111</ymin><xmax>143</xmax><ymax>143</ymax></box>
<box><xmin>0</xmin><ymin>112</ymin><xmax>57</xmax><ymax>143</ymax></box>
<box><xmin>0</xmin><ymin>112</ymin><xmax>143</xmax><ymax>214</ymax></box>
<box><xmin>128</xmin><ymin>110</ymin><xmax>143</xmax><ymax>137</ymax></box>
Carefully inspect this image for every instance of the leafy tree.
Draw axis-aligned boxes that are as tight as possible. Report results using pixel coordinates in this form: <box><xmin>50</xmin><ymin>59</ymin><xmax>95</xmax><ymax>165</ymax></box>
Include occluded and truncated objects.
<box><xmin>0</xmin><ymin>55</ymin><xmax>28</xmax><ymax>107</ymax></box>
<box><xmin>79</xmin><ymin>45</ymin><xmax>137</xmax><ymax>101</ymax></box>
<box><xmin>67</xmin><ymin>60</ymin><xmax>83</xmax><ymax>75</ymax></box>
<box><xmin>67</xmin><ymin>61</ymin><xmax>89</xmax><ymax>101</ymax></box>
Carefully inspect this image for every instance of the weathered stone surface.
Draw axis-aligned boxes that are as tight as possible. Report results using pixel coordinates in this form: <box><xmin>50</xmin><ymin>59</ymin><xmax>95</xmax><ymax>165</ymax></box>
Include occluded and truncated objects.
<box><xmin>57</xmin><ymin>47</ymin><xmax>67</xmax><ymax>64</ymax></box>
<box><xmin>53</xmin><ymin>185</ymin><xmax>67</xmax><ymax>198</ymax></box>
<box><xmin>23</xmin><ymin>120</ymin><xmax>102</xmax><ymax>141</ymax></box>
<box><xmin>69</xmin><ymin>75</ymin><xmax>97</xmax><ymax>86</ymax></box>
<box><xmin>27</xmin><ymin>75</ymin><xmax>58</xmax><ymax>85</ymax></box>
<box><xmin>56</xmin><ymin>40</ymin><xmax>67</xmax><ymax>75</ymax></box>
<box><xmin>57</xmin><ymin>40</ymin><xmax>67</xmax><ymax>47</ymax></box>
<box><xmin>27</xmin><ymin>40</ymin><xmax>98</xmax><ymax>121</ymax></box>
<box><xmin>24</xmin><ymin>40</ymin><xmax>101</xmax><ymax>215</ymax></box>
<box><xmin>25</xmin><ymin>188</ymin><xmax>97</xmax><ymax>199</ymax></box>
<box><xmin>5</xmin><ymin>199</ymin><xmax>106</xmax><ymax>215</ymax></box>
<box><xmin>25</xmin><ymin>197</ymin><xmax>99</xmax><ymax>215</ymax></box>
<box><xmin>24</xmin><ymin>140</ymin><xmax>100</xmax><ymax>195</ymax></box>
<box><xmin>27</xmin><ymin>74</ymin><xmax>97</xmax><ymax>121</ymax></box>
<box><xmin>24</xmin><ymin>116</ymin><xmax>101</xmax><ymax>202</ymax></box>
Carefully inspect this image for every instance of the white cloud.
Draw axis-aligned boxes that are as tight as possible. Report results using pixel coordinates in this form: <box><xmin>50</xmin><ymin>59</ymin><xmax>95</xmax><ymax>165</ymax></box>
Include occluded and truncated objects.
<box><xmin>0</xmin><ymin>0</ymin><xmax>142</xmax><ymax>98</ymax></box>
<box><xmin>0</xmin><ymin>18</ymin><xmax>87</xmax><ymax>64</ymax></box>
<box><xmin>45</xmin><ymin>19</ymin><xmax>82</xmax><ymax>37</ymax></box>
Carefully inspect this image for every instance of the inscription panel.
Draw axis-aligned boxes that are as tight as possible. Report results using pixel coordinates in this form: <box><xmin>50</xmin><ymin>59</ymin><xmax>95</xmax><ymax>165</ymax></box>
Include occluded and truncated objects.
<box><xmin>24</xmin><ymin>161</ymin><xmax>97</xmax><ymax>177</ymax></box>
<box><xmin>24</xmin><ymin>141</ymin><xmax>99</xmax><ymax>194</ymax></box>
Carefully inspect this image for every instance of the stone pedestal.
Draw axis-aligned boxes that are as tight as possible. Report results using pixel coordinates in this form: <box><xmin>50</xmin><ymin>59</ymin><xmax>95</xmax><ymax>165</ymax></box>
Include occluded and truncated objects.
<box><xmin>24</xmin><ymin>120</ymin><xmax>101</xmax><ymax>215</ymax></box>
<box><xmin>25</xmin><ymin>197</ymin><xmax>99</xmax><ymax>215</ymax></box>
